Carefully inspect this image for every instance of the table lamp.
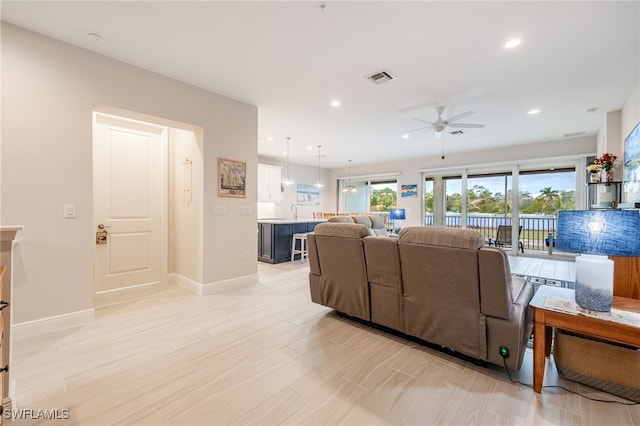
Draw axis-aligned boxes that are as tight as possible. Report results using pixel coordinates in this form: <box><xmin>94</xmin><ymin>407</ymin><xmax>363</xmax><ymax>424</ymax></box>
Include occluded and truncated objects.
<box><xmin>389</xmin><ymin>208</ymin><xmax>406</xmax><ymax>234</ymax></box>
<box><xmin>555</xmin><ymin>210</ymin><xmax>640</xmax><ymax>312</ymax></box>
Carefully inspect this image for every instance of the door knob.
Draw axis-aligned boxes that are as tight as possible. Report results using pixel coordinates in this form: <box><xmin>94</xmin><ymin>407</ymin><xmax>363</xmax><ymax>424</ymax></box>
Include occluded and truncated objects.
<box><xmin>97</xmin><ymin>224</ymin><xmax>111</xmax><ymax>230</ymax></box>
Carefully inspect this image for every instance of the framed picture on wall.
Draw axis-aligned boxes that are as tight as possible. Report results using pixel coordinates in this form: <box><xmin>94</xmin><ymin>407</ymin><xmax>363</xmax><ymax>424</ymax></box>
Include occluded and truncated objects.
<box><xmin>297</xmin><ymin>184</ymin><xmax>320</xmax><ymax>206</ymax></box>
<box><xmin>401</xmin><ymin>184</ymin><xmax>418</xmax><ymax>198</ymax></box>
<box><xmin>218</xmin><ymin>158</ymin><xmax>246</xmax><ymax>198</ymax></box>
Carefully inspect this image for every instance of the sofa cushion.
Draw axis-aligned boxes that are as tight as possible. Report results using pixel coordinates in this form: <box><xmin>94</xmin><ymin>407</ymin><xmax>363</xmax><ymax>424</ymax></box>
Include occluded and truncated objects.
<box><xmin>369</xmin><ymin>215</ymin><xmax>386</xmax><ymax>229</ymax></box>
<box><xmin>398</xmin><ymin>226</ymin><xmax>484</xmax><ymax>250</ymax></box>
<box><xmin>314</xmin><ymin>222</ymin><xmax>371</xmax><ymax>238</ymax></box>
<box><xmin>327</xmin><ymin>215</ymin><xmax>389</xmax><ymax>237</ymax></box>
<box><xmin>352</xmin><ymin>216</ymin><xmax>373</xmax><ymax>227</ymax></box>
<box><xmin>327</xmin><ymin>216</ymin><xmax>355</xmax><ymax>224</ymax></box>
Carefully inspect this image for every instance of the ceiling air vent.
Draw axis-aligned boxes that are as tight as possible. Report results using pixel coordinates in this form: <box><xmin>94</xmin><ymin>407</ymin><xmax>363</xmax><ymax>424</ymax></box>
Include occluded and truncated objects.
<box><xmin>449</xmin><ymin>130</ymin><xmax>464</xmax><ymax>136</ymax></box>
<box><xmin>366</xmin><ymin>69</ymin><xmax>396</xmax><ymax>85</ymax></box>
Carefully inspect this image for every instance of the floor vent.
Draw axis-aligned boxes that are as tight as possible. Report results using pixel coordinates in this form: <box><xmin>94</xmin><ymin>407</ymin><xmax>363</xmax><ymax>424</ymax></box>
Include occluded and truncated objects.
<box><xmin>366</xmin><ymin>69</ymin><xmax>396</xmax><ymax>85</ymax></box>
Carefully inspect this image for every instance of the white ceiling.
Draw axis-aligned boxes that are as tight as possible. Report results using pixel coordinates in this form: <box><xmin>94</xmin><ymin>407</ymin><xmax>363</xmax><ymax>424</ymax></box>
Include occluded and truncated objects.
<box><xmin>2</xmin><ymin>1</ymin><xmax>638</xmax><ymax>168</ymax></box>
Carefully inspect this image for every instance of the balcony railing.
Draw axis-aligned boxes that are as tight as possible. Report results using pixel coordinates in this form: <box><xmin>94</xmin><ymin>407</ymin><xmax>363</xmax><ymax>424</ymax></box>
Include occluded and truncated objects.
<box><xmin>425</xmin><ymin>213</ymin><xmax>557</xmax><ymax>253</ymax></box>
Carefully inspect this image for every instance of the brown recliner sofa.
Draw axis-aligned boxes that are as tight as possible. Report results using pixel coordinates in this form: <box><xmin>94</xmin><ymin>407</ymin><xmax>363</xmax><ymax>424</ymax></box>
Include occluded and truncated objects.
<box><xmin>308</xmin><ymin>223</ymin><xmax>534</xmax><ymax>371</ymax></box>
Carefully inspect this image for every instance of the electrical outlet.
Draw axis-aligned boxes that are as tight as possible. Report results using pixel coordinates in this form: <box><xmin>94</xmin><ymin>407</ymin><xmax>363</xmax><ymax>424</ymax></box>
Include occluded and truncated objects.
<box><xmin>243</xmin><ymin>251</ymin><xmax>250</xmax><ymax>261</ymax></box>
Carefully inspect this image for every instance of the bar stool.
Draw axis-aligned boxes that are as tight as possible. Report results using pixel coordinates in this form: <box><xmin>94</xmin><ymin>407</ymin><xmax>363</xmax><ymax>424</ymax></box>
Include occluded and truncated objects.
<box><xmin>291</xmin><ymin>233</ymin><xmax>308</xmax><ymax>263</ymax></box>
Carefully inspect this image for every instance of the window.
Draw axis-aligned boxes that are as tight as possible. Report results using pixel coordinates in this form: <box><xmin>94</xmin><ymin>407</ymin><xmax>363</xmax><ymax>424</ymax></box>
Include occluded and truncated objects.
<box><xmin>343</xmin><ymin>179</ymin><xmax>368</xmax><ymax>214</ymax></box>
<box><xmin>338</xmin><ymin>176</ymin><xmax>398</xmax><ymax>214</ymax></box>
<box><xmin>370</xmin><ymin>179</ymin><xmax>397</xmax><ymax>212</ymax></box>
<box><xmin>424</xmin><ymin>178</ymin><xmax>434</xmax><ymax>225</ymax></box>
<box><xmin>444</xmin><ymin>176</ymin><xmax>462</xmax><ymax>227</ymax></box>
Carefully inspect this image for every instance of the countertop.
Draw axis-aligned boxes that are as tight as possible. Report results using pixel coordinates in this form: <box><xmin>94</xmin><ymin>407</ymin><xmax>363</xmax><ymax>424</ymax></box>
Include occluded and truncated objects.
<box><xmin>257</xmin><ymin>218</ymin><xmax>326</xmax><ymax>224</ymax></box>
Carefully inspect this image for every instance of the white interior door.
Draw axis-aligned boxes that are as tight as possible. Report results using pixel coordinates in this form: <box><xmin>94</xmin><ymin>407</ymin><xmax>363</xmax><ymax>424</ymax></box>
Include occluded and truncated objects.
<box><xmin>93</xmin><ymin>113</ymin><xmax>166</xmax><ymax>292</ymax></box>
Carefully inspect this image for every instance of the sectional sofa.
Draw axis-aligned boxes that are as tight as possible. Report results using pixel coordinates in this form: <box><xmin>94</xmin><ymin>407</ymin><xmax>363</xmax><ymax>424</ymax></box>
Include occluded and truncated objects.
<box><xmin>307</xmin><ymin>223</ymin><xmax>534</xmax><ymax>371</ymax></box>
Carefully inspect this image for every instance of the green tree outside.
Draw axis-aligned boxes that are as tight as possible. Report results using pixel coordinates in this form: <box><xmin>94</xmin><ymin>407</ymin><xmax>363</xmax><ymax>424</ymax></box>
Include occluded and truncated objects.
<box><xmin>443</xmin><ymin>187</ymin><xmax>574</xmax><ymax>215</ymax></box>
<box><xmin>370</xmin><ymin>187</ymin><xmax>397</xmax><ymax>212</ymax></box>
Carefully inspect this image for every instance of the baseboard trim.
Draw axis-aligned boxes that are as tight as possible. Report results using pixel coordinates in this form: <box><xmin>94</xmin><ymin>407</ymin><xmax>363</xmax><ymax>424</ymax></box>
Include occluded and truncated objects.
<box><xmin>202</xmin><ymin>274</ymin><xmax>259</xmax><ymax>295</ymax></box>
<box><xmin>169</xmin><ymin>273</ymin><xmax>258</xmax><ymax>295</ymax></box>
<box><xmin>12</xmin><ymin>308</ymin><xmax>95</xmax><ymax>340</ymax></box>
<box><xmin>169</xmin><ymin>273</ymin><xmax>202</xmax><ymax>295</ymax></box>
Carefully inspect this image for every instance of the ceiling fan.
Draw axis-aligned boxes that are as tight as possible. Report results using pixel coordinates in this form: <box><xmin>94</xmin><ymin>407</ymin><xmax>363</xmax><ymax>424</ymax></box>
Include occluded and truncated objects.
<box><xmin>404</xmin><ymin>106</ymin><xmax>485</xmax><ymax>138</ymax></box>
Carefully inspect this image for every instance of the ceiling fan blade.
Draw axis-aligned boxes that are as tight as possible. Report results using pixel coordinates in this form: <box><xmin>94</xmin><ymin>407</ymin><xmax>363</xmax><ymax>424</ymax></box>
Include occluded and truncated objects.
<box><xmin>445</xmin><ymin>111</ymin><xmax>475</xmax><ymax>123</ymax></box>
<box><xmin>448</xmin><ymin>123</ymin><xmax>485</xmax><ymax>129</ymax></box>
<box><xmin>399</xmin><ymin>126</ymin><xmax>430</xmax><ymax>135</ymax></box>
<box><xmin>413</xmin><ymin>118</ymin><xmax>434</xmax><ymax>125</ymax></box>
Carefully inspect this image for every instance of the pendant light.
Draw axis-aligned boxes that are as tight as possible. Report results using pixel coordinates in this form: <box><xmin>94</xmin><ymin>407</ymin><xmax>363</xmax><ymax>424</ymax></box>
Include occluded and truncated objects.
<box><xmin>314</xmin><ymin>145</ymin><xmax>325</xmax><ymax>188</ymax></box>
<box><xmin>343</xmin><ymin>159</ymin><xmax>357</xmax><ymax>192</ymax></box>
<box><xmin>282</xmin><ymin>136</ymin><xmax>294</xmax><ymax>186</ymax></box>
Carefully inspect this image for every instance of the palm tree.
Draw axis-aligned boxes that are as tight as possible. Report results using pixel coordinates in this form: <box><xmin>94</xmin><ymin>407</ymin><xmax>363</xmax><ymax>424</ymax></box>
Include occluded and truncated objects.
<box><xmin>537</xmin><ymin>187</ymin><xmax>560</xmax><ymax>204</ymax></box>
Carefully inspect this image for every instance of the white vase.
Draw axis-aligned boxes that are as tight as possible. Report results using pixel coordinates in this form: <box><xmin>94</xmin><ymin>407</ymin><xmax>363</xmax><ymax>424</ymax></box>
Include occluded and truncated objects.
<box><xmin>601</xmin><ymin>170</ymin><xmax>613</xmax><ymax>182</ymax></box>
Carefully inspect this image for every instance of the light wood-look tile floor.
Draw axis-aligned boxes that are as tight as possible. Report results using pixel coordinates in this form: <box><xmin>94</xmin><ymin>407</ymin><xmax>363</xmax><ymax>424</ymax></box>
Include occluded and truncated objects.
<box><xmin>11</xmin><ymin>259</ymin><xmax>638</xmax><ymax>425</ymax></box>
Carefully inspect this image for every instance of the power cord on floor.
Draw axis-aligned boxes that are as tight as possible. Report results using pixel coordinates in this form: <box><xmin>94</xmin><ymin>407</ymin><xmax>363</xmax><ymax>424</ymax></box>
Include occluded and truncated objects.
<box><xmin>501</xmin><ymin>356</ymin><xmax>639</xmax><ymax>406</ymax></box>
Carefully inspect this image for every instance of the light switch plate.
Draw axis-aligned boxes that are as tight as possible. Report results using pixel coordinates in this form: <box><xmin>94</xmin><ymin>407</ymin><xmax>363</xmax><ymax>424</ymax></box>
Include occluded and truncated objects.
<box><xmin>214</xmin><ymin>206</ymin><xmax>226</xmax><ymax>215</ymax></box>
<box><xmin>63</xmin><ymin>204</ymin><xmax>76</xmax><ymax>218</ymax></box>
<box><xmin>240</xmin><ymin>206</ymin><xmax>251</xmax><ymax>215</ymax></box>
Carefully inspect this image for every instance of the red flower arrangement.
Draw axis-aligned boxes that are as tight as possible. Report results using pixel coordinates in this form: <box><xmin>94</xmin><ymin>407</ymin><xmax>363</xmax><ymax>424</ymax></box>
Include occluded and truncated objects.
<box><xmin>593</xmin><ymin>153</ymin><xmax>618</xmax><ymax>171</ymax></box>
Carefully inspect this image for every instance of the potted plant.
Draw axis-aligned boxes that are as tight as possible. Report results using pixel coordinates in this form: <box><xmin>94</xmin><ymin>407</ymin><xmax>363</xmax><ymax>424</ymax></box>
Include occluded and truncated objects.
<box><xmin>593</xmin><ymin>153</ymin><xmax>618</xmax><ymax>182</ymax></box>
<box><xmin>586</xmin><ymin>163</ymin><xmax>601</xmax><ymax>182</ymax></box>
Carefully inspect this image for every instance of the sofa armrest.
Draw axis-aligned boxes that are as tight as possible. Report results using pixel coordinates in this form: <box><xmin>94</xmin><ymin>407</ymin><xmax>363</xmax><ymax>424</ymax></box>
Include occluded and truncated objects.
<box><xmin>478</xmin><ymin>247</ymin><xmax>520</xmax><ymax>320</ymax></box>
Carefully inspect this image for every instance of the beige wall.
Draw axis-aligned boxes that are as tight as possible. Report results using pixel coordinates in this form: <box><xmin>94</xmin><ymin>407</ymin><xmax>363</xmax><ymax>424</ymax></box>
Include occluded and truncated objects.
<box><xmin>622</xmin><ymin>81</ymin><xmax>640</xmax><ymax>140</ymax></box>
<box><xmin>1</xmin><ymin>24</ymin><xmax>258</xmax><ymax>323</ymax></box>
<box><xmin>169</xmin><ymin>128</ymin><xmax>203</xmax><ymax>283</ymax></box>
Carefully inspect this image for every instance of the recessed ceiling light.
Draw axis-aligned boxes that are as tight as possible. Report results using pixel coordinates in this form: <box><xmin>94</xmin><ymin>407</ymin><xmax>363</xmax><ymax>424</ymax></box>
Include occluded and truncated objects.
<box><xmin>528</xmin><ymin>109</ymin><xmax>541</xmax><ymax>115</ymax></box>
<box><xmin>306</xmin><ymin>146</ymin><xmax>313</xmax><ymax>150</ymax></box>
<box><xmin>503</xmin><ymin>38</ymin><xmax>522</xmax><ymax>49</ymax></box>
<box><xmin>266</xmin><ymin>136</ymin><xmax>274</xmax><ymax>141</ymax></box>
<box><xmin>282</xmin><ymin>151</ymin><xmax>287</xmax><ymax>156</ymax></box>
<box><xmin>330</xmin><ymin>100</ymin><xmax>341</xmax><ymax>107</ymax></box>
<box><xmin>88</xmin><ymin>32</ymin><xmax>104</xmax><ymax>43</ymax></box>
<box><xmin>401</xmin><ymin>134</ymin><xmax>410</xmax><ymax>139</ymax></box>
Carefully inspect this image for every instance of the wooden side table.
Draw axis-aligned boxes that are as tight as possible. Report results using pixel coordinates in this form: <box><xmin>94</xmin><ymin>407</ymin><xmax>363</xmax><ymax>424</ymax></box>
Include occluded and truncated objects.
<box><xmin>529</xmin><ymin>286</ymin><xmax>640</xmax><ymax>393</ymax></box>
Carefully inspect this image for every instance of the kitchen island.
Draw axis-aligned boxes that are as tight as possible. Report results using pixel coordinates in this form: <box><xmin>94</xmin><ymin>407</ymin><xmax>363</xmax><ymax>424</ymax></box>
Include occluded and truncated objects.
<box><xmin>257</xmin><ymin>219</ymin><xmax>325</xmax><ymax>264</ymax></box>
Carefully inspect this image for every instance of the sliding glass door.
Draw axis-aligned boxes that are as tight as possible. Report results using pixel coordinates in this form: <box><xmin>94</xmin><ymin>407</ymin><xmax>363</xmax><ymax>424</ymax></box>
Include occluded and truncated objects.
<box><xmin>424</xmin><ymin>165</ymin><xmax>576</xmax><ymax>255</ymax></box>
<box><xmin>518</xmin><ymin>168</ymin><xmax>576</xmax><ymax>252</ymax></box>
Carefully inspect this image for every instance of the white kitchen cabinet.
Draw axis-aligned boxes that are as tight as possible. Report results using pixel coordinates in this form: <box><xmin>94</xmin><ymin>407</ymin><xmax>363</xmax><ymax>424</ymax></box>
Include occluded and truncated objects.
<box><xmin>257</xmin><ymin>164</ymin><xmax>283</xmax><ymax>202</ymax></box>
